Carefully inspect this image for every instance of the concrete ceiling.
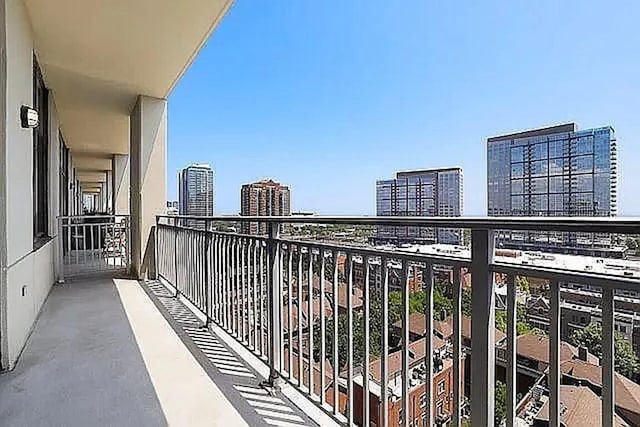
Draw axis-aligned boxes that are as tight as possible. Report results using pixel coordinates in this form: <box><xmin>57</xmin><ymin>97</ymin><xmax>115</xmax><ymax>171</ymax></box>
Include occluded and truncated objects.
<box><xmin>24</xmin><ymin>0</ymin><xmax>232</xmax><ymax>157</ymax></box>
<box><xmin>72</xmin><ymin>154</ymin><xmax>113</xmax><ymax>172</ymax></box>
<box><xmin>76</xmin><ymin>172</ymin><xmax>107</xmax><ymax>183</ymax></box>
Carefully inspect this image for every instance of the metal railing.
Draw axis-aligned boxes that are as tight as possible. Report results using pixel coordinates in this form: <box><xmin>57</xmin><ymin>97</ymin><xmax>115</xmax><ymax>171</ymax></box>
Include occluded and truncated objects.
<box><xmin>57</xmin><ymin>215</ymin><xmax>130</xmax><ymax>280</ymax></box>
<box><xmin>155</xmin><ymin>215</ymin><xmax>640</xmax><ymax>427</ymax></box>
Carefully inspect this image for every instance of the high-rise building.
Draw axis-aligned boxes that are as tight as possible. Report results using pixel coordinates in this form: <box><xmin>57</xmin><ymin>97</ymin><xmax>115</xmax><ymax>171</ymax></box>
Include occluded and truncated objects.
<box><xmin>240</xmin><ymin>179</ymin><xmax>291</xmax><ymax>234</ymax></box>
<box><xmin>178</xmin><ymin>164</ymin><xmax>215</xmax><ymax>219</ymax></box>
<box><xmin>487</xmin><ymin>123</ymin><xmax>618</xmax><ymax>255</ymax></box>
<box><xmin>376</xmin><ymin>168</ymin><xmax>464</xmax><ymax>244</ymax></box>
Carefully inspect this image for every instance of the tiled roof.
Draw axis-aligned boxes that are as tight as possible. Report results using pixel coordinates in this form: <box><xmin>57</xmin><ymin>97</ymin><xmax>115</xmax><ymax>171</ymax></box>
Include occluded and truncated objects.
<box><xmin>561</xmin><ymin>359</ymin><xmax>640</xmax><ymax>416</ymax></box>
<box><xmin>368</xmin><ymin>336</ymin><xmax>447</xmax><ymax>383</ymax></box>
<box><xmin>534</xmin><ymin>385</ymin><xmax>629</xmax><ymax>426</ymax></box>
<box><xmin>433</xmin><ymin>314</ymin><xmax>506</xmax><ymax>344</ymax></box>
<box><xmin>516</xmin><ymin>334</ymin><xmax>578</xmax><ymax>364</ymax></box>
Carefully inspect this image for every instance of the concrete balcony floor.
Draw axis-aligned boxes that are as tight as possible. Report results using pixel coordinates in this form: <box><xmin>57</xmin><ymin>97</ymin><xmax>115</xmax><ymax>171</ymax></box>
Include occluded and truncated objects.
<box><xmin>0</xmin><ymin>276</ymin><xmax>316</xmax><ymax>427</ymax></box>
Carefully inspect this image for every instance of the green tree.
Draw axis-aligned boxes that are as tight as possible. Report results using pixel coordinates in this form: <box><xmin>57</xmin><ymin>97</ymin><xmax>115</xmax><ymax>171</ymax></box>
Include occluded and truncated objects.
<box><xmin>434</xmin><ymin>289</ymin><xmax>453</xmax><ymax>315</ymax></box>
<box><xmin>495</xmin><ymin>310</ymin><xmax>507</xmax><ymax>333</ymax></box>
<box><xmin>495</xmin><ymin>381</ymin><xmax>507</xmax><ymax>425</ymax></box>
<box><xmin>515</xmin><ymin>276</ymin><xmax>530</xmax><ymax>295</ymax></box>
<box><xmin>315</xmin><ymin>294</ymin><xmax>386</xmax><ymax>370</ymax></box>
<box><xmin>388</xmin><ymin>291</ymin><xmax>403</xmax><ymax>324</ymax></box>
<box><xmin>570</xmin><ymin>323</ymin><xmax>640</xmax><ymax>378</ymax></box>
<box><xmin>461</xmin><ymin>288</ymin><xmax>472</xmax><ymax>316</ymax></box>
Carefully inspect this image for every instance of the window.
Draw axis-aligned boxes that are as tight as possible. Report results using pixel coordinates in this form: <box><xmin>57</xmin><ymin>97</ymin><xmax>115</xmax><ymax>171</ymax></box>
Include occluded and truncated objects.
<box><xmin>33</xmin><ymin>56</ymin><xmax>49</xmax><ymax>244</ymax></box>
<box><xmin>437</xmin><ymin>400</ymin><xmax>444</xmax><ymax>415</ymax></box>
<box><xmin>59</xmin><ymin>134</ymin><xmax>69</xmax><ymax>216</ymax></box>
<box><xmin>438</xmin><ymin>380</ymin><xmax>446</xmax><ymax>395</ymax></box>
<box><xmin>419</xmin><ymin>392</ymin><xmax>426</xmax><ymax>408</ymax></box>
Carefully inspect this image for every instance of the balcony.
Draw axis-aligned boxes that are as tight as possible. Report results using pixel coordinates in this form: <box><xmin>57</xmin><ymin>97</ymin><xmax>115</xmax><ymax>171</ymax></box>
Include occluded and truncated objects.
<box><xmin>1</xmin><ymin>215</ymin><xmax>639</xmax><ymax>426</ymax></box>
<box><xmin>148</xmin><ymin>215</ymin><xmax>639</xmax><ymax>427</ymax></box>
<box><xmin>1</xmin><ymin>2</ymin><xmax>638</xmax><ymax>426</ymax></box>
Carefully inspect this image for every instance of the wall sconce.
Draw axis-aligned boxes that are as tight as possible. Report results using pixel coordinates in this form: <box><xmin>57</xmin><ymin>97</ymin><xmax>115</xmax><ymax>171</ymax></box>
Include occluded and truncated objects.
<box><xmin>20</xmin><ymin>105</ymin><xmax>39</xmax><ymax>128</ymax></box>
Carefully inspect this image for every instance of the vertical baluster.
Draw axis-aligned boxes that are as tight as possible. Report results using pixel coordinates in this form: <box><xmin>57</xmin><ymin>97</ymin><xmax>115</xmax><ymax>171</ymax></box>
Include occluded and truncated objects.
<box><xmin>288</xmin><ymin>246</ymin><xmax>294</xmax><ymax>376</ymax></box>
<box><xmin>233</xmin><ymin>238</ymin><xmax>239</xmax><ymax>337</ymax></box>
<box><xmin>97</xmin><ymin>223</ymin><xmax>102</xmax><ymax>271</ymax></box>
<box><xmin>401</xmin><ymin>260</ymin><xmax>410</xmax><ymax>427</ymax></box>
<box><xmin>346</xmin><ymin>252</ymin><xmax>354</xmax><ymax>425</ymax></box>
<box><xmin>506</xmin><ymin>273</ymin><xmax>516</xmax><ymax>427</ymax></box>
<box><xmin>363</xmin><ymin>255</ymin><xmax>371</xmax><ymax>426</ymax></box>
<box><xmin>223</xmin><ymin>236</ymin><xmax>229</xmax><ymax>330</ymax></box>
<box><xmin>241</xmin><ymin>238</ymin><xmax>246</xmax><ymax>342</ymax></box>
<box><xmin>90</xmin><ymin>224</ymin><xmax>95</xmax><ymax>270</ymax></box>
<box><xmin>424</xmin><ymin>264</ymin><xmax>434</xmax><ymax>427</ymax></box>
<box><xmin>278</xmin><ymin>240</ymin><xmax>284</xmax><ymax>374</ymax></box>
<box><xmin>381</xmin><ymin>257</ymin><xmax>389</xmax><ymax>427</ymax></box>
<box><xmin>549</xmin><ymin>279</ymin><xmax>561</xmax><ymax>427</ymax></box>
<box><xmin>297</xmin><ymin>246</ymin><xmax>303</xmax><ymax>387</ymax></box>
<box><xmin>602</xmin><ymin>286</ymin><xmax>615</xmax><ymax>427</ymax></box>
<box><xmin>332</xmin><ymin>250</ymin><xmax>340</xmax><ymax>416</ymax></box>
<box><xmin>259</xmin><ymin>242</ymin><xmax>265</xmax><ymax>357</ymax></box>
<box><xmin>319</xmin><ymin>249</ymin><xmax>327</xmax><ymax>405</ymax></box>
<box><xmin>204</xmin><ymin>229</ymin><xmax>211</xmax><ymax>325</ymax></box>
<box><xmin>253</xmin><ymin>240</ymin><xmax>258</xmax><ymax>351</ymax></box>
<box><xmin>308</xmin><ymin>248</ymin><xmax>314</xmax><ymax>396</ymax></box>
<box><xmin>453</xmin><ymin>266</ymin><xmax>462</xmax><ymax>427</ymax></box>
<box><xmin>82</xmin><ymin>224</ymin><xmax>87</xmax><ymax>269</ymax></box>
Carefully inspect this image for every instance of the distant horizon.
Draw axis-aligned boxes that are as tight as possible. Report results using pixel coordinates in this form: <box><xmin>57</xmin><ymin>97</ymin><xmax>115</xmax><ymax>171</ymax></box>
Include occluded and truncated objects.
<box><xmin>166</xmin><ymin>1</ymin><xmax>639</xmax><ymax>217</ymax></box>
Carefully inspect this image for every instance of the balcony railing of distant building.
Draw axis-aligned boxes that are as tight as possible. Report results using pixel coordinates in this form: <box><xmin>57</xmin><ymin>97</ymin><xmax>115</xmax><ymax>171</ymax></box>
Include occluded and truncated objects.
<box><xmin>154</xmin><ymin>215</ymin><xmax>640</xmax><ymax>427</ymax></box>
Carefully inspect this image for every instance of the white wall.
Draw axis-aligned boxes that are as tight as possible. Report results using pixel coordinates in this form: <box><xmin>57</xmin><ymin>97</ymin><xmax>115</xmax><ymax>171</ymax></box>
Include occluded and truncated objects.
<box><xmin>2</xmin><ymin>0</ymin><xmax>59</xmax><ymax>369</ymax></box>
<box><xmin>5</xmin><ymin>0</ymin><xmax>33</xmax><ymax>266</ymax></box>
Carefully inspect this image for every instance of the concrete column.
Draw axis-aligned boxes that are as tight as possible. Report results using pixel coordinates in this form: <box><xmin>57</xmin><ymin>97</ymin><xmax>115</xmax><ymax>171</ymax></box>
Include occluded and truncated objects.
<box><xmin>130</xmin><ymin>95</ymin><xmax>166</xmax><ymax>279</ymax></box>
<box><xmin>105</xmin><ymin>170</ymin><xmax>113</xmax><ymax>214</ymax></box>
<box><xmin>112</xmin><ymin>154</ymin><xmax>129</xmax><ymax>215</ymax></box>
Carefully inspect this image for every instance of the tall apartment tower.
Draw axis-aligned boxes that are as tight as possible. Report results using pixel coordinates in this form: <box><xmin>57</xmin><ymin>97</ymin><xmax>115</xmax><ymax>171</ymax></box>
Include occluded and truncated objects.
<box><xmin>240</xmin><ymin>179</ymin><xmax>291</xmax><ymax>234</ymax></box>
<box><xmin>487</xmin><ymin>123</ymin><xmax>618</xmax><ymax>256</ymax></box>
<box><xmin>376</xmin><ymin>168</ymin><xmax>464</xmax><ymax>244</ymax></box>
<box><xmin>178</xmin><ymin>164</ymin><xmax>215</xmax><ymax>219</ymax></box>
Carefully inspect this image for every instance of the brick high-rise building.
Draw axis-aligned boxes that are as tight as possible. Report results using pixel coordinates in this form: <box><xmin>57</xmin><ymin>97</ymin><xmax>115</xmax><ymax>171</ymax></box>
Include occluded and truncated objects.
<box><xmin>240</xmin><ymin>179</ymin><xmax>291</xmax><ymax>234</ymax></box>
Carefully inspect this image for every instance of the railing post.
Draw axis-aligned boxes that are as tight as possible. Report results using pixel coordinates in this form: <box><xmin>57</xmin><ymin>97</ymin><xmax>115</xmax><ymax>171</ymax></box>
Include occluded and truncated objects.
<box><xmin>263</xmin><ymin>221</ymin><xmax>283</xmax><ymax>391</ymax></box>
<box><xmin>470</xmin><ymin>228</ymin><xmax>496</xmax><ymax>427</ymax></box>
<box><xmin>174</xmin><ymin>219</ymin><xmax>179</xmax><ymax>298</ymax></box>
<box><xmin>203</xmin><ymin>220</ymin><xmax>211</xmax><ymax>328</ymax></box>
<box><xmin>57</xmin><ymin>216</ymin><xmax>65</xmax><ymax>283</ymax></box>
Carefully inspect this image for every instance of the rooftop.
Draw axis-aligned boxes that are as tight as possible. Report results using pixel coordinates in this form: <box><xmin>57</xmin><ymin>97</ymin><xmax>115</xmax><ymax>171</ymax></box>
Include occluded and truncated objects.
<box><xmin>388</xmin><ymin>243</ymin><xmax>640</xmax><ymax>280</ymax></box>
<box><xmin>487</xmin><ymin>123</ymin><xmax>577</xmax><ymax>142</ymax></box>
<box><xmin>515</xmin><ymin>334</ymin><xmax>598</xmax><ymax>365</ymax></box>
<box><xmin>534</xmin><ymin>385</ymin><xmax>629</xmax><ymax>427</ymax></box>
<box><xmin>561</xmin><ymin>359</ymin><xmax>640</xmax><ymax>416</ymax></box>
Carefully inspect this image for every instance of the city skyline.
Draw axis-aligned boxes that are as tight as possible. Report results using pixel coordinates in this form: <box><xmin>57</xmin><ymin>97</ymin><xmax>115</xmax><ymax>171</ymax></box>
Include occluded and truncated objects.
<box><xmin>166</xmin><ymin>1</ymin><xmax>639</xmax><ymax>217</ymax></box>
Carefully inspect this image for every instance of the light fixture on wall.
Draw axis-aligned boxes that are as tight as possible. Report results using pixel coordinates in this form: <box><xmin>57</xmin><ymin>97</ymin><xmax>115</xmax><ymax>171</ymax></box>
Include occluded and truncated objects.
<box><xmin>20</xmin><ymin>105</ymin><xmax>39</xmax><ymax>128</ymax></box>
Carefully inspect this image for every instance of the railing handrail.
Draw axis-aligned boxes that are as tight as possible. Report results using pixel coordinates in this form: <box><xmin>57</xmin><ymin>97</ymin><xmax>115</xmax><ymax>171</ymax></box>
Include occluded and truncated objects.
<box><xmin>157</xmin><ymin>215</ymin><xmax>640</xmax><ymax>233</ymax></box>
<box><xmin>59</xmin><ymin>214</ymin><xmax>130</xmax><ymax>219</ymax></box>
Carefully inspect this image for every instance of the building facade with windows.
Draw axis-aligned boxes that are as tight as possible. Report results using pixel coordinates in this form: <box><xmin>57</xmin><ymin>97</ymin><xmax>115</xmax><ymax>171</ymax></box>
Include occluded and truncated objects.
<box><xmin>240</xmin><ymin>179</ymin><xmax>291</xmax><ymax>235</ymax></box>
<box><xmin>487</xmin><ymin>123</ymin><xmax>618</xmax><ymax>256</ymax></box>
<box><xmin>178</xmin><ymin>164</ymin><xmax>215</xmax><ymax>218</ymax></box>
<box><xmin>376</xmin><ymin>168</ymin><xmax>463</xmax><ymax>245</ymax></box>
<box><xmin>0</xmin><ymin>0</ymin><xmax>227</xmax><ymax>370</ymax></box>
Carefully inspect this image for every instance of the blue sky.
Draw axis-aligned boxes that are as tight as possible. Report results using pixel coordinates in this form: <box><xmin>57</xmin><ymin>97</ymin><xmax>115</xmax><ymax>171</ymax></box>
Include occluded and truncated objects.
<box><xmin>167</xmin><ymin>1</ymin><xmax>640</xmax><ymax>216</ymax></box>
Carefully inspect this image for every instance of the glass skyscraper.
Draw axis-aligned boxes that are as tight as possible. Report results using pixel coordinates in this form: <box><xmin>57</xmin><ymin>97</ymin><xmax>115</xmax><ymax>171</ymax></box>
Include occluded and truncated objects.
<box><xmin>376</xmin><ymin>168</ymin><xmax>463</xmax><ymax>244</ymax></box>
<box><xmin>178</xmin><ymin>164</ymin><xmax>215</xmax><ymax>220</ymax></box>
<box><xmin>487</xmin><ymin>123</ymin><xmax>618</xmax><ymax>255</ymax></box>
